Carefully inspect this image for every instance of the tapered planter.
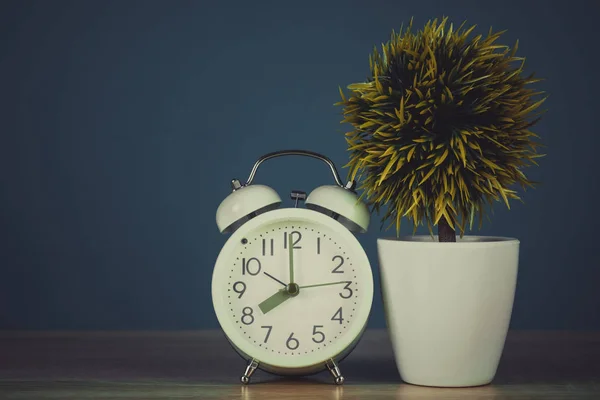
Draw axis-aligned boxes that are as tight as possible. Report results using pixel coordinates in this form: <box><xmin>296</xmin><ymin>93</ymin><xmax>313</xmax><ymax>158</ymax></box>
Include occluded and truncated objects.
<box><xmin>378</xmin><ymin>236</ymin><xmax>519</xmax><ymax>387</ymax></box>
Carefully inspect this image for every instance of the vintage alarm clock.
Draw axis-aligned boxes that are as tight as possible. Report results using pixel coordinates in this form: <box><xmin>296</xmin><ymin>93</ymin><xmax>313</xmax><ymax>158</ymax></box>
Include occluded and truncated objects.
<box><xmin>212</xmin><ymin>150</ymin><xmax>373</xmax><ymax>384</ymax></box>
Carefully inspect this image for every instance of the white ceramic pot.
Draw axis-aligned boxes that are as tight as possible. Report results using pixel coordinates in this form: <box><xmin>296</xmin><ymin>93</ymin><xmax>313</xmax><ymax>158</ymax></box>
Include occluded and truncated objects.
<box><xmin>378</xmin><ymin>236</ymin><xmax>519</xmax><ymax>387</ymax></box>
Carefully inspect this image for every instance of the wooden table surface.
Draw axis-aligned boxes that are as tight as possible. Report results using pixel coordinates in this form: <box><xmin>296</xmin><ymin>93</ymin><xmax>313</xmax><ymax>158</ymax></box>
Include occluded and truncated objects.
<box><xmin>1</xmin><ymin>330</ymin><xmax>599</xmax><ymax>399</ymax></box>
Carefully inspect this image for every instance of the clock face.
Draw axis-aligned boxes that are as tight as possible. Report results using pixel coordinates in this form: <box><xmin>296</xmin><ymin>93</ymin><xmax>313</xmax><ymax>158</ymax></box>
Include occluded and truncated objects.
<box><xmin>212</xmin><ymin>208</ymin><xmax>373</xmax><ymax>370</ymax></box>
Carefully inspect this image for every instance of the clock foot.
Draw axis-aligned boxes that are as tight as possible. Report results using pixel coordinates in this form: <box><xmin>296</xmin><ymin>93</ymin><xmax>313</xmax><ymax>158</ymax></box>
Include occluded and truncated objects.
<box><xmin>240</xmin><ymin>358</ymin><xmax>259</xmax><ymax>385</ymax></box>
<box><xmin>326</xmin><ymin>359</ymin><xmax>345</xmax><ymax>385</ymax></box>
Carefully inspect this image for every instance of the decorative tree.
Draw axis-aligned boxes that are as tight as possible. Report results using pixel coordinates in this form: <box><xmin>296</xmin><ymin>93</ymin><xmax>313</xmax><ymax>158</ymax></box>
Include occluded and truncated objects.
<box><xmin>337</xmin><ymin>17</ymin><xmax>546</xmax><ymax>242</ymax></box>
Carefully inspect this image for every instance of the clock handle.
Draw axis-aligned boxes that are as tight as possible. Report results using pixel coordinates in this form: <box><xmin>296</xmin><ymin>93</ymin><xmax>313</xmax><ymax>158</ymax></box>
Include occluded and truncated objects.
<box><xmin>244</xmin><ymin>149</ymin><xmax>355</xmax><ymax>190</ymax></box>
<box><xmin>218</xmin><ymin>149</ymin><xmax>369</xmax><ymax>234</ymax></box>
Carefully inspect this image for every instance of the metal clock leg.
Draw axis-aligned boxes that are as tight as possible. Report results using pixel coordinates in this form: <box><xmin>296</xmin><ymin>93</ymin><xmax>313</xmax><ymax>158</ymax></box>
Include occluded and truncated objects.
<box><xmin>240</xmin><ymin>358</ymin><xmax>259</xmax><ymax>384</ymax></box>
<box><xmin>326</xmin><ymin>359</ymin><xmax>345</xmax><ymax>385</ymax></box>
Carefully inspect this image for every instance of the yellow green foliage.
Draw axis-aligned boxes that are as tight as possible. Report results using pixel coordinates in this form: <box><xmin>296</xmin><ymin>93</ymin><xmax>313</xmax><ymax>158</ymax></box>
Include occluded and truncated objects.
<box><xmin>337</xmin><ymin>17</ymin><xmax>545</xmax><ymax>236</ymax></box>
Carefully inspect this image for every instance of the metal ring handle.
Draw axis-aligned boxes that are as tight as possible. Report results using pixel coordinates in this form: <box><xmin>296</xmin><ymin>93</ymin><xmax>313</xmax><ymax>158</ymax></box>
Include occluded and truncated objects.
<box><xmin>244</xmin><ymin>150</ymin><xmax>347</xmax><ymax>188</ymax></box>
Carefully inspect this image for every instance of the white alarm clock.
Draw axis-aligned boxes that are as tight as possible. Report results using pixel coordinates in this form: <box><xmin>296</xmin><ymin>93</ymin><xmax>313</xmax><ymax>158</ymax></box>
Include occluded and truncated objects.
<box><xmin>212</xmin><ymin>150</ymin><xmax>373</xmax><ymax>385</ymax></box>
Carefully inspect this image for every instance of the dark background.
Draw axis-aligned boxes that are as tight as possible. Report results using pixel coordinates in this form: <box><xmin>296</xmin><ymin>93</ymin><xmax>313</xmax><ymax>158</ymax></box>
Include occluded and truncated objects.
<box><xmin>0</xmin><ymin>0</ymin><xmax>598</xmax><ymax>330</ymax></box>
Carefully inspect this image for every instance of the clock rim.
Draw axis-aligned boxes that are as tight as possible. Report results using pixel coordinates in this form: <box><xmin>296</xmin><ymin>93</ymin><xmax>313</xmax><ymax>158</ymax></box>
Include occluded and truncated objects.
<box><xmin>212</xmin><ymin>208</ymin><xmax>374</xmax><ymax>371</ymax></box>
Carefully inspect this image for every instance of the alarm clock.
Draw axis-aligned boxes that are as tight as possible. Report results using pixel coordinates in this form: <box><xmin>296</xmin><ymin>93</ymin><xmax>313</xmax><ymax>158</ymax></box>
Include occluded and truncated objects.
<box><xmin>212</xmin><ymin>150</ymin><xmax>374</xmax><ymax>385</ymax></box>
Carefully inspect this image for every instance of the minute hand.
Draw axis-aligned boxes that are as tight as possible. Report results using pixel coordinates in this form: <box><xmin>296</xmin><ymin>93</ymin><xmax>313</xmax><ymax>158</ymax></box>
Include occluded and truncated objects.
<box><xmin>288</xmin><ymin>239</ymin><xmax>294</xmax><ymax>284</ymax></box>
<box><xmin>299</xmin><ymin>281</ymin><xmax>348</xmax><ymax>289</ymax></box>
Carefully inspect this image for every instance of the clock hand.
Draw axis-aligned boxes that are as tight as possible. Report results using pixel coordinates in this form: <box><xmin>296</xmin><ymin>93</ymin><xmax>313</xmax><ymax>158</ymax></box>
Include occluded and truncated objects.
<box><xmin>299</xmin><ymin>281</ymin><xmax>349</xmax><ymax>289</ymax></box>
<box><xmin>258</xmin><ymin>289</ymin><xmax>291</xmax><ymax>314</ymax></box>
<box><xmin>263</xmin><ymin>271</ymin><xmax>286</xmax><ymax>287</ymax></box>
<box><xmin>288</xmin><ymin>239</ymin><xmax>294</xmax><ymax>285</ymax></box>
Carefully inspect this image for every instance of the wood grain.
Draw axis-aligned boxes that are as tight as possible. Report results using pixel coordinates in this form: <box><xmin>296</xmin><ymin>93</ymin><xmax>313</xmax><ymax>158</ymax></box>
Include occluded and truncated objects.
<box><xmin>0</xmin><ymin>330</ymin><xmax>599</xmax><ymax>399</ymax></box>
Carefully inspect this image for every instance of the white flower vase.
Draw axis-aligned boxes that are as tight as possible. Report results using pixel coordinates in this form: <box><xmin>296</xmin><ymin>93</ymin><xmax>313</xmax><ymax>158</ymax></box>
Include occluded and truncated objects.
<box><xmin>378</xmin><ymin>236</ymin><xmax>519</xmax><ymax>387</ymax></box>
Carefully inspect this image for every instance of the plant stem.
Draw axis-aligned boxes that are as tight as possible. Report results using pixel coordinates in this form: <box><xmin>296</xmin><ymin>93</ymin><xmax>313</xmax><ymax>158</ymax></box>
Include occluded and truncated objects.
<box><xmin>438</xmin><ymin>216</ymin><xmax>456</xmax><ymax>242</ymax></box>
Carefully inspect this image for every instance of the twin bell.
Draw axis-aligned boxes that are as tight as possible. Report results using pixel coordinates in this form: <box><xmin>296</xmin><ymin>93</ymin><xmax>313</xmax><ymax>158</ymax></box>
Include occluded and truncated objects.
<box><xmin>215</xmin><ymin>150</ymin><xmax>370</xmax><ymax>235</ymax></box>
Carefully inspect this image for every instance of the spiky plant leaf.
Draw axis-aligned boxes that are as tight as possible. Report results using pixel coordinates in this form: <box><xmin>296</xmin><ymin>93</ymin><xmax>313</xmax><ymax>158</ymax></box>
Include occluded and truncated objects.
<box><xmin>337</xmin><ymin>17</ymin><xmax>546</xmax><ymax>238</ymax></box>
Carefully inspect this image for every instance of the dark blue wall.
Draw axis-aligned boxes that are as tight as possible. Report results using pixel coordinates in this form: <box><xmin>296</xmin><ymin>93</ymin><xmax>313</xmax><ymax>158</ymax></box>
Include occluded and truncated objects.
<box><xmin>1</xmin><ymin>0</ymin><xmax>598</xmax><ymax>330</ymax></box>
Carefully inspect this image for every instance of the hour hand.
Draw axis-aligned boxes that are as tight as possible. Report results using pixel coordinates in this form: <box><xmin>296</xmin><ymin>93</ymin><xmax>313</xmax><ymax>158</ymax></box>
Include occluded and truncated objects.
<box><xmin>258</xmin><ymin>289</ymin><xmax>291</xmax><ymax>314</ymax></box>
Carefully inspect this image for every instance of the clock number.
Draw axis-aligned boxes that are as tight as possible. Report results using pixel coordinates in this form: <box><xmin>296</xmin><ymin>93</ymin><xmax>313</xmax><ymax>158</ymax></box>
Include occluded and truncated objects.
<box><xmin>232</xmin><ymin>281</ymin><xmax>246</xmax><ymax>298</ymax></box>
<box><xmin>242</xmin><ymin>257</ymin><xmax>261</xmax><ymax>276</ymax></box>
<box><xmin>241</xmin><ymin>307</ymin><xmax>254</xmax><ymax>325</ymax></box>
<box><xmin>261</xmin><ymin>325</ymin><xmax>273</xmax><ymax>343</ymax></box>
<box><xmin>331</xmin><ymin>255</ymin><xmax>344</xmax><ymax>274</ymax></box>
<box><xmin>339</xmin><ymin>281</ymin><xmax>353</xmax><ymax>299</ymax></box>
<box><xmin>262</xmin><ymin>238</ymin><xmax>274</xmax><ymax>256</ymax></box>
<box><xmin>312</xmin><ymin>325</ymin><xmax>325</xmax><ymax>343</ymax></box>
<box><xmin>317</xmin><ymin>237</ymin><xmax>321</xmax><ymax>255</ymax></box>
<box><xmin>331</xmin><ymin>307</ymin><xmax>344</xmax><ymax>324</ymax></box>
<box><xmin>284</xmin><ymin>231</ymin><xmax>302</xmax><ymax>249</ymax></box>
<box><xmin>286</xmin><ymin>332</ymin><xmax>299</xmax><ymax>350</ymax></box>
